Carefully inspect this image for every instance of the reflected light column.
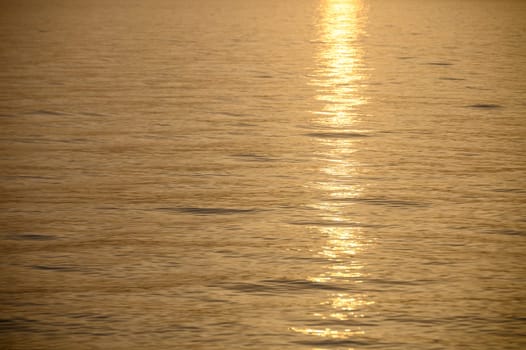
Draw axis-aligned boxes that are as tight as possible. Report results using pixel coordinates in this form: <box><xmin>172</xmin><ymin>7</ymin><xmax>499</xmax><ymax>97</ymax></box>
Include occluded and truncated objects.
<box><xmin>292</xmin><ymin>0</ymin><xmax>373</xmax><ymax>341</ymax></box>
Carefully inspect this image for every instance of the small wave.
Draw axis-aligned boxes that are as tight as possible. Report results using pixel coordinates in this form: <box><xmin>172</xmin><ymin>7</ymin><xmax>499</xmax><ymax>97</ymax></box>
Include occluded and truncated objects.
<box><xmin>231</xmin><ymin>153</ymin><xmax>276</xmax><ymax>162</ymax></box>
<box><xmin>293</xmin><ymin>338</ymin><xmax>369</xmax><ymax>347</ymax></box>
<box><xmin>425</xmin><ymin>62</ymin><xmax>453</xmax><ymax>66</ymax></box>
<box><xmin>263</xmin><ymin>279</ymin><xmax>349</xmax><ymax>291</ymax></box>
<box><xmin>68</xmin><ymin>313</ymin><xmax>112</xmax><ymax>320</ymax></box>
<box><xmin>0</xmin><ymin>318</ymin><xmax>37</xmax><ymax>332</ymax></box>
<box><xmin>80</xmin><ymin>111</ymin><xmax>107</xmax><ymax>117</ymax></box>
<box><xmin>31</xmin><ymin>265</ymin><xmax>80</xmax><ymax>272</ymax></box>
<box><xmin>467</xmin><ymin>103</ymin><xmax>503</xmax><ymax>109</ymax></box>
<box><xmin>3</xmin><ymin>233</ymin><xmax>57</xmax><ymax>241</ymax></box>
<box><xmin>439</xmin><ymin>77</ymin><xmax>465</xmax><ymax>81</ymax></box>
<box><xmin>216</xmin><ymin>111</ymin><xmax>254</xmax><ymax>117</ymax></box>
<box><xmin>330</xmin><ymin>197</ymin><xmax>429</xmax><ymax>208</ymax></box>
<box><xmin>26</xmin><ymin>109</ymin><xmax>70</xmax><ymax>116</ymax></box>
<box><xmin>1</xmin><ymin>175</ymin><xmax>57</xmax><ymax>180</ymax></box>
<box><xmin>362</xmin><ymin>278</ymin><xmax>434</xmax><ymax>286</ymax></box>
<box><xmin>157</xmin><ymin>207</ymin><xmax>258</xmax><ymax>215</ymax></box>
<box><xmin>493</xmin><ymin>188</ymin><xmax>525</xmax><ymax>194</ymax></box>
<box><xmin>225</xmin><ymin>279</ymin><xmax>348</xmax><ymax>294</ymax></box>
<box><xmin>486</xmin><ymin>229</ymin><xmax>524</xmax><ymax>237</ymax></box>
<box><xmin>289</xmin><ymin>220</ymin><xmax>381</xmax><ymax>228</ymax></box>
<box><xmin>305</xmin><ymin>132</ymin><xmax>369</xmax><ymax>139</ymax></box>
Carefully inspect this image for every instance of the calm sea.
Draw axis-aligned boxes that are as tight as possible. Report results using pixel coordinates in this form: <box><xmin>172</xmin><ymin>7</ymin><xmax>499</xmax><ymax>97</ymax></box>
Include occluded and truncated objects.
<box><xmin>1</xmin><ymin>0</ymin><xmax>525</xmax><ymax>349</ymax></box>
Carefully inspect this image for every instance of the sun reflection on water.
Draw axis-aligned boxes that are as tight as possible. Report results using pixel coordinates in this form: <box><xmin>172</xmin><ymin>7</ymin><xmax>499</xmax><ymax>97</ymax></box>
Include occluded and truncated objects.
<box><xmin>293</xmin><ymin>0</ymin><xmax>373</xmax><ymax>342</ymax></box>
<box><xmin>310</xmin><ymin>0</ymin><xmax>368</xmax><ymax>129</ymax></box>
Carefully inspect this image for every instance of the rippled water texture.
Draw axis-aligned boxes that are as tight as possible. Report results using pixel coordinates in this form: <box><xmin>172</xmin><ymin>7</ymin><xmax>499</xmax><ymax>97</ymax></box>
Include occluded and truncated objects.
<box><xmin>1</xmin><ymin>0</ymin><xmax>526</xmax><ymax>349</ymax></box>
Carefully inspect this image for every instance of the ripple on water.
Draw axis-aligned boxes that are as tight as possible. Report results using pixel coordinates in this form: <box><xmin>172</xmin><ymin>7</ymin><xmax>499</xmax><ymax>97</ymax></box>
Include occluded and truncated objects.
<box><xmin>3</xmin><ymin>233</ymin><xmax>58</xmax><ymax>241</ymax></box>
<box><xmin>439</xmin><ymin>77</ymin><xmax>466</xmax><ymax>81</ymax></box>
<box><xmin>30</xmin><ymin>265</ymin><xmax>82</xmax><ymax>272</ymax></box>
<box><xmin>0</xmin><ymin>318</ymin><xmax>38</xmax><ymax>333</ymax></box>
<box><xmin>155</xmin><ymin>207</ymin><xmax>259</xmax><ymax>215</ymax></box>
<box><xmin>304</xmin><ymin>132</ymin><xmax>370</xmax><ymax>139</ymax></box>
<box><xmin>485</xmin><ymin>229</ymin><xmax>525</xmax><ymax>237</ymax></box>
<box><xmin>25</xmin><ymin>109</ymin><xmax>71</xmax><ymax>116</ymax></box>
<box><xmin>231</xmin><ymin>153</ymin><xmax>277</xmax><ymax>162</ymax></box>
<box><xmin>289</xmin><ymin>220</ymin><xmax>385</xmax><ymax>228</ymax></box>
<box><xmin>223</xmin><ymin>279</ymin><xmax>349</xmax><ymax>295</ymax></box>
<box><xmin>292</xmin><ymin>338</ymin><xmax>370</xmax><ymax>347</ymax></box>
<box><xmin>466</xmin><ymin>103</ymin><xmax>503</xmax><ymax>109</ymax></box>
<box><xmin>425</xmin><ymin>61</ymin><xmax>454</xmax><ymax>66</ymax></box>
<box><xmin>328</xmin><ymin>197</ymin><xmax>430</xmax><ymax>208</ymax></box>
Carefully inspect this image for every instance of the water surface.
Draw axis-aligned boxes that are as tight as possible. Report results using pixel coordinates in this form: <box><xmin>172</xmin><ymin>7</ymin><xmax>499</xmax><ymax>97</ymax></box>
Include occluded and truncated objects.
<box><xmin>1</xmin><ymin>0</ymin><xmax>525</xmax><ymax>349</ymax></box>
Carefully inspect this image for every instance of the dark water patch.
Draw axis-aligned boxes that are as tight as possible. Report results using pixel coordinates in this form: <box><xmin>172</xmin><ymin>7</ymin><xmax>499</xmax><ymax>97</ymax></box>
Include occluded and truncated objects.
<box><xmin>3</xmin><ymin>137</ymin><xmax>41</xmax><ymax>144</ymax></box>
<box><xmin>6</xmin><ymin>137</ymin><xmax>89</xmax><ymax>145</ymax></box>
<box><xmin>26</xmin><ymin>109</ymin><xmax>71</xmax><ymax>116</ymax></box>
<box><xmin>67</xmin><ymin>313</ymin><xmax>112</xmax><ymax>321</ymax></box>
<box><xmin>486</xmin><ymin>229</ymin><xmax>524</xmax><ymax>237</ymax></box>
<box><xmin>80</xmin><ymin>332</ymin><xmax>115</xmax><ymax>337</ymax></box>
<box><xmin>95</xmin><ymin>206</ymin><xmax>124</xmax><ymax>211</ymax></box>
<box><xmin>224</xmin><ymin>282</ymin><xmax>273</xmax><ymax>294</ymax></box>
<box><xmin>1</xmin><ymin>175</ymin><xmax>57</xmax><ymax>180</ymax></box>
<box><xmin>283</xmin><ymin>256</ymin><xmax>328</xmax><ymax>264</ymax></box>
<box><xmin>330</xmin><ymin>197</ymin><xmax>429</xmax><ymax>208</ymax></box>
<box><xmin>439</xmin><ymin>77</ymin><xmax>466</xmax><ymax>81</ymax></box>
<box><xmin>467</xmin><ymin>103</ymin><xmax>503</xmax><ymax>109</ymax></box>
<box><xmin>383</xmin><ymin>316</ymin><xmax>440</xmax><ymax>325</ymax></box>
<box><xmin>225</xmin><ymin>279</ymin><xmax>347</xmax><ymax>294</ymax></box>
<box><xmin>465</xmin><ymin>86</ymin><xmax>492</xmax><ymax>91</ymax></box>
<box><xmin>303</xmin><ymin>319</ymin><xmax>377</xmax><ymax>328</ymax></box>
<box><xmin>493</xmin><ymin>188</ymin><xmax>526</xmax><ymax>194</ymax></box>
<box><xmin>69</xmin><ymin>331</ymin><xmax>115</xmax><ymax>336</ymax></box>
<box><xmin>47</xmin><ymin>138</ymin><xmax>90</xmax><ymax>144</ymax></box>
<box><xmin>73</xmin><ymin>112</ymin><xmax>108</xmax><ymax>118</ymax></box>
<box><xmin>422</xmin><ymin>260</ymin><xmax>455</xmax><ymax>266</ymax></box>
<box><xmin>363</xmin><ymin>278</ymin><xmax>434</xmax><ymax>286</ymax></box>
<box><xmin>31</xmin><ymin>265</ymin><xmax>81</xmax><ymax>272</ymax></box>
<box><xmin>290</xmin><ymin>220</ymin><xmax>383</xmax><ymax>228</ymax></box>
<box><xmin>63</xmin><ymin>138</ymin><xmax>91</xmax><ymax>144</ymax></box>
<box><xmin>232</xmin><ymin>122</ymin><xmax>257</xmax><ymax>127</ymax></box>
<box><xmin>157</xmin><ymin>207</ymin><xmax>258</xmax><ymax>215</ymax></box>
<box><xmin>305</xmin><ymin>132</ymin><xmax>369</xmax><ymax>139</ymax></box>
<box><xmin>293</xmin><ymin>338</ymin><xmax>369</xmax><ymax>347</ymax></box>
<box><xmin>263</xmin><ymin>279</ymin><xmax>349</xmax><ymax>291</ymax></box>
<box><xmin>4</xmin><ymin>233</ymin><xmax>57</xmax><ymax>241</ymax></box>
<box><xmin>425</xmin><ymin>62</ymin><xmax>453</xmax><ymax>66</ymax></box>
<box><xmin>0</xmin><ymin>318</ymin><xmax>38</xmax><ymax>332</ymax></box>
<box><xmin>215</xmin><ymin>111</ymin><xmax>254</xmax><ymax>118</ymax></box>
<box><xmin>232</xmin><ymin>153</ymin><xmax>276</xmax><ymax>162</ymax></box>
<box><xmin>309</xmin><ymin>40</ymin><xmax>327</xmax><ymax>44</ymax></box>
<box><xmin>80</xmin><ymin>111</ymin><xmax>107</xmax><ymax>117</ymax></box>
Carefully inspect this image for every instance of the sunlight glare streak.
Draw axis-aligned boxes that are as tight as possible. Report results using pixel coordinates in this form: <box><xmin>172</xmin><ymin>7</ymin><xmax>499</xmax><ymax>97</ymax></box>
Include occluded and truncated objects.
<box><xmin>301</xmin><ymin>0</ymin><xmax>373</xmax><ymax>343</ymax></box>
<box><xmin>311</xmin><ymin>0</ymin><xmax>368</xmax><ymax>128</ymax></box>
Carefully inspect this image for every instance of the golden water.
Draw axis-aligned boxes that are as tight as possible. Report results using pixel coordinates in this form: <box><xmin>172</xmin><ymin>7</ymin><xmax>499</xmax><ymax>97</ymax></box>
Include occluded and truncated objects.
<box><xmin>1</xmin><ymin>0</ymin><xmax>525</xmax><ymax>349</ymax></box>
